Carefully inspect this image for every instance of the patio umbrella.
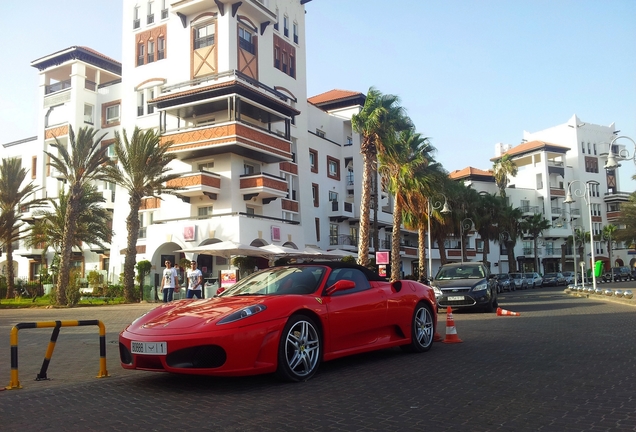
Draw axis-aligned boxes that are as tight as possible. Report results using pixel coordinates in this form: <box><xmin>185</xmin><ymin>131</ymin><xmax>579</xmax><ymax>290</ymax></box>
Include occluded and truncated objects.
<box><xmin>175</xmin><ymin>241</ymin><xmax>273</xmax><ymax>259</ymax></box>
<box><xmin>258</xmin><ymin>244</ymin><xmax>302</xmax><ymax>256</ymax></box>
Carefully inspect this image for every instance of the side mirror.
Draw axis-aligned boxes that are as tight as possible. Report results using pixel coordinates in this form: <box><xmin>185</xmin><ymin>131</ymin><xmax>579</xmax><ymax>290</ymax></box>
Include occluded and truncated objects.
<box><xmin>326</xmin><ymin>279</ymin><xmax>355</xmax><ymax>295</ymax></box>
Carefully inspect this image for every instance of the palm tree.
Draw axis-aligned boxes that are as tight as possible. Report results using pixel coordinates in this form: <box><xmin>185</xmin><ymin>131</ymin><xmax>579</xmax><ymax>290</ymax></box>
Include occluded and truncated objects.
<box><xmin>600</xmin><ymin>224</ymin><xmax>617</xmax><ymax>269</ymax></box>
<box><xmin>493</xmin><ymin>154</ymin><xmax>518</xmax><ymax>198</ymax></box>
<box><xmin>351</xmin><ymin>87</ymin><xmax>412</xmax><ymax>267</ymax></box>
<box><xmin>520</xmin><ymin>214</ymin><xmax>551</xmax><ymax>272</ymax></box>
<box><xmin>473</xmin><ymin>193</ymin><xmax>505</xmax><ymax>264</ymax></box>
<box><xmin>103</xmin><ymin>127</ymin><xmax>180</xmax><ymax>303</ymax></box>
<box><xmin>402</xmin><ymin>165</ymin><xmax>447</xmax><ymax>282</ymax></box>
<box><xmin>0</xmin><ymin>158</ymin><xmax>46</xmax><ymax>298</ymax></box>
<box><xmin>378</xmin><ymin>129</ymin><xmax>437</xmax><ymax>281</ymax></box>
<box><xmin>614</xmin><ymin>193</ymin><xmax>636</xmax><ymax>250</ymax></box>
<box><xmin>27</xmin><ymin>184</ymin><xmax>113</xmax><ymax>261</ymax></box>
<box><xmin>44</xmin><ymin>126</ymin><xmax>112</xmax><ymax>305</ymax></box>
<box><xmin>497</xmin><ymin>205</ymin><xmax>523</xmax><ymax>272</ymax></box>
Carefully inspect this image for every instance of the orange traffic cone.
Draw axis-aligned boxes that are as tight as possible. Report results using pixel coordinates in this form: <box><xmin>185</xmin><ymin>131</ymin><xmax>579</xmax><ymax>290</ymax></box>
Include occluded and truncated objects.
<box><xmin>496</xmin><ymin>307</ymin><xmax>520</xmax><ymax>316</ymax></box>
<box><xmin>442</xmin><ymin>306</ymin><xmax>463</xmax><ymax>344</ymax></box>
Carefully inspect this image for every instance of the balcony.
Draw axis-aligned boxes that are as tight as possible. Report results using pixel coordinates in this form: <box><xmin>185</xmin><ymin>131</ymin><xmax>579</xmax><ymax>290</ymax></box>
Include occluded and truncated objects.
<box><xmin>520</xmin><ymin>205</ymin><xmax>540</xmax><ymax>216</ymax></box>
<box><xmin>240</xmin><ymin>172</ymin><xmax>288</xmax><ymax>202</ymax></box>
<box><xmin>162</xmin><ymin>121</ymin><xmax>292</xmax><ymax>164</ymax></box>
<box><xmin>329</xmin><ymin>200</ymin><xmax>354</xmax><ymax>222</ymax></box>
<box><xmin>281</xmin><ymin>198</ymin><xmax>299</xmax><ymax>213</ymax></box>
<box><xmin>165</xmin><ymin>171</ymin><xmax>221</xmax><ymax>199</ymax></box>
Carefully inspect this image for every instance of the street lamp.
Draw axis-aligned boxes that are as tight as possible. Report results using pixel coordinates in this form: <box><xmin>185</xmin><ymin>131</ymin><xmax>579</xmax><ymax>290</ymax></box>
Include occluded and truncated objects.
<box><xmin>564</xmin><ymin>180</ymin><xmax>600</xmax><ymax>290</ymax></box>
<box><xmin>427</xmin><ymin>194</ymin><xmax>451</xmax><ymax>281</ymax></box>
<box><xmin>603</xmin><ymin>135</ymin><xmax>636</xmax><ymax>170</ymax></box>
<box><xmin>460</xmin><ymin>217</ymin><xmax>474</xmax><ymax>264</ymax></box>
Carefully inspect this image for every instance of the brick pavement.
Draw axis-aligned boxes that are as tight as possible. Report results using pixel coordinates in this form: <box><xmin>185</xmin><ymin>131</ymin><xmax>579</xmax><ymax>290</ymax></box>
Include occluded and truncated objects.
<box><xmin>0</xmin><ymin>288</ymin><xmax>634</xmax><ymax>431</ymax></box>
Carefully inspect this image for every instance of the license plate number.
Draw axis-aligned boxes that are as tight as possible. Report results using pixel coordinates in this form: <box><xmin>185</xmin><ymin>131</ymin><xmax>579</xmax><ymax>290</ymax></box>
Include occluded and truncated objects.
<box><xmin>131</xmin><ymin>341</ymin><xmax>167</xmax><ymax>355</ymax></box>
<box><xmin>448</xmin><ymin>296</ymin><xmax>464</xmax><ymax>301</ymax></box>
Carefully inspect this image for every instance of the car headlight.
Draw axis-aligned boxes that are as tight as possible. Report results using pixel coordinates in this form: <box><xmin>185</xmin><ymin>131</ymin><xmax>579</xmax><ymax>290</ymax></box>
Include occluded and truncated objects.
<box><xmin>431</xmin><ymin>285</ymin><xmax>442</xmax><ymax>296</ymax></box>
<box><xmin>217</xmin><ymin>304</ymin><xmax>267</xmax><ymax>325</ymax></box>
<box><xmin>472</xmin><ymin>282</ymin><xmax>488</xmax><ymax>292</ymax></box>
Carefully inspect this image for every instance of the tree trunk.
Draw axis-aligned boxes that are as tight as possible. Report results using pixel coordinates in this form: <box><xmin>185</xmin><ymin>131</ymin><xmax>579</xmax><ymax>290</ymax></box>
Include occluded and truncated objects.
<box><xmin>56</xmin><ymin>185</ymin><xmax>82</xmax><ymax>305</ymax></box>
<box><xmin>435</xmin><ymin>232</ymin><xmax>448</xmax><ymax>265</ymax></box>
<box><xmin>357</xmin><ymin>151</ymin><xmax>373</xmax><ymax>268</ymax></box>
<box><xmin>390</xmin><ymin>190</ymin><xmax>402</xmax><ymax>282</ymax></box>
<box><xmin>418</xmin><ymin>224</ymin><xmax>426</xmax><ymax>282</ymax></box>
<box><xmin>507</xmin><ymin>240</ymin><xmax>517</xmax><ymax>272</ymax></box>
<box><xmin>372</xmin><ymin>170</ymin><xmax>379</xmax><ymax>259</ymax></box>
<box><xmin>124</xmin><ymin>195</ymin><xmax>142</xmax><ymax>303</ymax></box>
<box><xmin>5</xmin><ymin>247</ymin><xmax>15</xmax><ymax>299</ymax></box>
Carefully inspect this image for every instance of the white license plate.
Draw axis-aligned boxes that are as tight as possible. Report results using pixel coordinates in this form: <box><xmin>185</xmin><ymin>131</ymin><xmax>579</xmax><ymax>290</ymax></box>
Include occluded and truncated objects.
<box><xmin>447</xmin><ymin>296</ymin><xmax>465</xmax><ymax>301</ymax></box>
<box><xmin>131</xmin><ymin>341</ymin><xmax>167</xmax><ymax>355</ymax></box>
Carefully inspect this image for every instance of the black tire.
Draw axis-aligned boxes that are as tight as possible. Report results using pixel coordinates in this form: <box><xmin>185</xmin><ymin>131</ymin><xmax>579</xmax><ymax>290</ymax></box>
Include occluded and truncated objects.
<box><xmin>484</xmin><ymin>295</ymin><xmax>495</xmax><ymax>313</ymax></box>
<box><xmin>275</xmin><ymin>315</ymin><xmax>322</xmax><ymax>382</ymax></box>
<box><xmin>401</xmin><ymin>302</ymin><xmax>434</xmax><ymax>353</ymax></box>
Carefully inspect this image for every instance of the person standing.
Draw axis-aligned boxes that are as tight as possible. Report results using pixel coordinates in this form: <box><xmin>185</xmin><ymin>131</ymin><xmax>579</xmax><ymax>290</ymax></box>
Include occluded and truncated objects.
<box><xmin>161</xmin><ymin>260</ymin><xmax>180</xmax><ymax>302</ymax></box>
<box><xmin>187</xmin><ymin>260</ymin><xmax>204</xmax><ymax>299</ymax></box>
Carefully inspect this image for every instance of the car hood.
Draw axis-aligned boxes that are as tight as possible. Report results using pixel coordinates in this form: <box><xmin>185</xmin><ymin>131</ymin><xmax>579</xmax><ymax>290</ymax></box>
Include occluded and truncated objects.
<box><xmin>434</xmin><ymin>279</ymin><xmax>484</xmax><ymax>289</ymax></box>
<box><xmin>127</xmin><ymin>297</ymin><xmax>274</xmax><ymax>334</ymax></box>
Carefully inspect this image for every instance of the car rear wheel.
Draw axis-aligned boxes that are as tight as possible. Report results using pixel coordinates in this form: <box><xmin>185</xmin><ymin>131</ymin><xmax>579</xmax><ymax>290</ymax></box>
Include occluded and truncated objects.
<box><xmin>276</xmin><ymin>315</ymin><xmax>321</xmax><ymax>382</ymax></box>
<box><xmin>401</xmin><ymin>302</ymin><xmax>434</xmax><ymax>353</ymax></box>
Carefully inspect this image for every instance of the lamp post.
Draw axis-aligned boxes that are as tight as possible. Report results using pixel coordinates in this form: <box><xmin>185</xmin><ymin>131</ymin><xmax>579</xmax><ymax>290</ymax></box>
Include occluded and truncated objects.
<box><xmin>427</xmin><ymin>194</ymin><xmax>451</xmax><ymax>281</ymax></box>
<box><xmin>460</xmin><ymin>217</ymin><xmax>474</xmax><ymax>264</ymax></box>
<box><xmin>564</xmin><ymin>180</ymin><xmax>599</xmax><ymax>290</ymax></box>
<box><xmin>603</xmin><ymin>135</ymin><xmax>636</xmax><ymax>170</ymax></box>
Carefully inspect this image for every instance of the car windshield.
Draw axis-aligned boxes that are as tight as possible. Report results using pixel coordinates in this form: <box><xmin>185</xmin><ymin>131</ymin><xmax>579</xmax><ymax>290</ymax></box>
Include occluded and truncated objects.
<box><xmin>436</xmin><ymin>266</ymin><xmax>484</xmax><ymax>280</ymax></box>
<box><xmin>219</xmin><ymin>266</ymin><xmax>326</xmax><ymax>297</ymax></box>
<box><xmin>544</xmin><ymin>273</ymin><xmax>557</xmax><ymax>278</ymax></box>
<box><xmin>511</xmin><ymin>274</ymin><xmax>522</xmax><ymax>279</ymax></box>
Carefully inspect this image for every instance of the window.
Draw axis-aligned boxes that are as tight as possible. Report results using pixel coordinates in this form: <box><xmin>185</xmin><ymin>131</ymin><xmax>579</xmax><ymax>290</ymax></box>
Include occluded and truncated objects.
<box><xmin>246</xmin><ymin>206</ymin><xmax>255</xmax><ymax>217</ymax></box>
<box><xmin>329</xmin><ymin>191</ymin><xmax>338</xmax><ymax>211</ymax></box>
<box><xmin>157</xmin><ymin>37</ymin><xmax>165</xmax><ymax>60</ymax></box>
<box><xmin>315</xmin><ymin>218</ymin><xmax>320</xmax><ymax>242</ymax></box>
<box><xmin>273</xmin><ymin>34</ymin><xmax>296</xmax><ymax>79</ymax></box>
<box><xmin>161</xmin><ymin>0</ymin><xmax>168</xmax><ymax>19</ymax></box>
<box><xmin>327</xmin><ymin>156</ymin><xmax>340</xmax><ymax>180</ymax></box>
<box><xmin>309</xmin><ymin>149</ymin><xmax>318</xmax><ymax>172</ymax></box>
<box><xmin>133</xmin><ymin>6</ymin><xmax>140</xmax><ymax>29</ymax></box>
<box><xmin>137</xmin><ymin>43</ymin><xmax>145</xmax><ymax>66</ymax></box>
<box><xmin>84</xmin><ymin>104</ymin><xmax>94</xmax><ymax>125</ymax></box>
<box><xmin>316</xmin><ymin>129</ymin><xmax>325</xmax><ymax>138</ymax></box>
<box><xmin>148</xmin><ymin>89</ymin><xmax>155</xmax><ymax>114</ymax></box>
<box><xmin>198</xmin><ymin>161</ymin><xmax>215</xmax><ymax>172</ymax></box>
<box><xmin>593</xmin><ymin>143</ymin><xmax>597</xmax><ymax>155</ymax></box>
<box><xmin>147</xmin><ymin>1</ymin><xmax>155</xmax><ymax>24</ymax></box>
<box><xmin>147</xmin><ymin>40</ymin><xmax>155</xmax><ymax>63</ymax></box>
<box><xmin>346</xmin><ymin>136</ymin><xmax>353</xmax><ymax>146</ymax></box>
<box><xmin>274</xmin><ymin>8</ymin><xmax>279</xmax><ymax>30</ymax></box>
<box><xmin>194</xmin><ymin>22</ymin><xmax>215</xmax><ymax>49</ymax></box>
<box><xmin>283</xmin><ymin>15</ymin><xmax>289</xmax><ymax>37</ymax></box>
<box><xmin>198</xmin><ymin>206</ymin><xmax>213</xmax><ymax>217</ymax></box>
<box><xmin>31</xmin><ymin>156</ymin><xmax>37</xmax><ymax>179</ymax></box>
<box><xmin>312</xmin><ymin>183</ymin><xmax>319</xmax><ymax>207</ymax></box>
<box><xmin>329</xmin><ymin>224</ymin><xmax>339</xmax><ymax>246</ymax></box>
<box><xmin>581</xmin><ymin>141</ymin><xmax>585</xmax><ymax>153</ymax></box>
<box><xmin>137</xmin><ymin>91</ymin><xmax>145</xmax><ymax>116</ymax></box>
<box><xmin>293</xmin><ymin>22</ymin><xmax>298</xmax><ymax>44</ymax></box>
<box><xmin>282</xmin><ymin>51</ymin><xmax>287</xmax><ymax>73</ymax></box>
<box><xmin>239</xmin><ymin>27</ymin><xmax>255</xmax><ymax>54</ymax></box>
<box><xmin>244</xmin><ymin>163</ymin><xmax>255</xmax><ymax>175</ymax></box>
<box><xmin>349</xmin><ymin>227</ymin><xmax>358</xmax><ymax>245</ymax></box>
<box><xmin>104</xmin><ymin>103</ymin><xmax>120</xmax><ymax>126</ymax></box>
<box><xmin>274</xmin><ymin>47</ymin><xmax>280</xmax><ymax>69</ymax></box>
<box><xmin>585</xmin><ymin>157</ymin><xmax>598</xmax><ymax>173</ymax></box>
<box><xmin>587</xmin><ymin>142</ymin><xmax>591</xmax><ymax>154</ymax></box>
<box><xmin>289</xmin><ymin>54</ymin><xmax>295</xmax><ymax>78</ymax></box>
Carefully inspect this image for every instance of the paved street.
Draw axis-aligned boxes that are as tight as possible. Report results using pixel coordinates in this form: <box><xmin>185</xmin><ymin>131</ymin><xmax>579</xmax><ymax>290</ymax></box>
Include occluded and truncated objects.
<box><xmin>1</xmin><ymin>285</ymin><xmax>635</xmax><ymax>432</ymax></box>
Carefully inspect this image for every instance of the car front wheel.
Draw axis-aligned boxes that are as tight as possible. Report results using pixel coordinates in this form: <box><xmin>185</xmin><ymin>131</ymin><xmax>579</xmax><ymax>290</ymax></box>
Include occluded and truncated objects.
<box><xmin>276</xmin><ymin>315</ymin><xmax>322</xmax><ymax>382</ymax></box>
<box><xmin>402</xmin><ymin>302</ymin><xmax>434</xmax><ymax>353</ymax></box>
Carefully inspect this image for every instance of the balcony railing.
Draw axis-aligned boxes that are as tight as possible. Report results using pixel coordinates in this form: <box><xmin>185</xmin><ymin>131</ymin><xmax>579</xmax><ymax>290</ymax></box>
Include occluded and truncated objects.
<box><xmin>520</xmin><ymin>205</ymin><xmax>540</xmax><ymax>214</ymax></box>
<box><xmin>161</xmin><ymin>8</ymin><xmax>168</xmax><ymax>19</ymax></box>
<box><xmin>45</xmin><ymin>79</ymin><xmax>71</xmax><ymax>95</ymax></box>
<box><xmin>147</xmin><ymin>14</ymin><xmax>154</xmax><ymax>24</ymax></box>
<box><xmin>133</xmin><ymin>18</ymin><xmax>140</xmax><ymax>29</ymax></box>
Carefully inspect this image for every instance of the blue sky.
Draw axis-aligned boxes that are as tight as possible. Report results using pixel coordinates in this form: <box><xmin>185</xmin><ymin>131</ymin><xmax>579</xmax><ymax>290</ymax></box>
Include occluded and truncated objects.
<box><xmin>1</xmin><ymin>0</ymin><xmax>634</xmax><ymax>188</ymax></box>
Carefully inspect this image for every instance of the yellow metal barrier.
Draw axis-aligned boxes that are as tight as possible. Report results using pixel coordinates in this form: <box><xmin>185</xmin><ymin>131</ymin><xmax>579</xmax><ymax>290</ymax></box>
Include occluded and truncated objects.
<box><xmin>6</xmin><ymin>320</ymin><xmax>109</xmax><ymax>390</ymax></box>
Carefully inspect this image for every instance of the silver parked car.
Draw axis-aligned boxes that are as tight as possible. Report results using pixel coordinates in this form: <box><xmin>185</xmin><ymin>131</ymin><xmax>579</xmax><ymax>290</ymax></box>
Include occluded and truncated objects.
<box><xmin>524</xmin><ymin>272</ymin><xmax>543</xmax><ymax>288</ymax></box>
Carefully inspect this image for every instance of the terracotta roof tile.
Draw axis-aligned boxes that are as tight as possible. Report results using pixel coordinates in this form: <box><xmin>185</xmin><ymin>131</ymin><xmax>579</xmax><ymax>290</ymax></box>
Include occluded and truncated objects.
<box><xmin>490</xmin><ymin>140</ymin><xmax>570</xmax><ymax>161</ymax></box>
<box><xmin>449</xmin><ymin>167</ymin><xmax>494</xmax><ymax>180</ymax></box>
<box><xmin>308</xmin><ymin>89</ymin><xmax>363</xmax><ymax>105</ymax></box>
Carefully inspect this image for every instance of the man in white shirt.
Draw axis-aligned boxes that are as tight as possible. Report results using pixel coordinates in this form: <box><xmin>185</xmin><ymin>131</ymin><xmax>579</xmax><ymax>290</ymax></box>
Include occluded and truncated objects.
<box><xmin>187</xmin><ymin>260</ymin><xmax>204</xmax><ymax>299</ymax></box>
<box><xmin>161</xmin><ymin>260</ymin><xmax>180</xmax><ymax>302</ymax></box>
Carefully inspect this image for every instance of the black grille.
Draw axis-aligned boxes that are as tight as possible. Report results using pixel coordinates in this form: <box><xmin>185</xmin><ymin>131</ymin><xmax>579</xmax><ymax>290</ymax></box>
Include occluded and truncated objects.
<box><xmin>167</xmin><ymin>345</ymin><xmax>227</xmax><ymax>369</ymax></box>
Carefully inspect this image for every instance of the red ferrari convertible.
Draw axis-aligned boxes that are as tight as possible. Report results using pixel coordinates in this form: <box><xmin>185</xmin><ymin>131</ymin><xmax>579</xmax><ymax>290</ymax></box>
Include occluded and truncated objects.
<box><xmin>119</xmin><ymin>262</ymin><xmax>437</xmax><ymax>382</ymax></box>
